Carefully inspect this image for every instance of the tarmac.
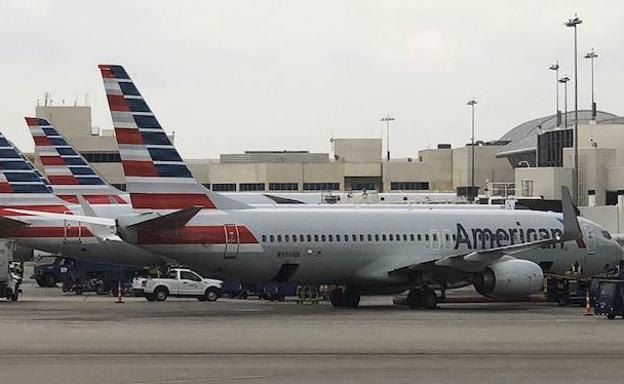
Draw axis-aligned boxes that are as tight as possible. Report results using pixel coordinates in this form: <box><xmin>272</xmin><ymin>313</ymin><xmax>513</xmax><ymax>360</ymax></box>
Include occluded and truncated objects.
<box><xmin>1</xmin><ymin>281</ymin><xmax>624</xmax><ymax>384</ymax></box>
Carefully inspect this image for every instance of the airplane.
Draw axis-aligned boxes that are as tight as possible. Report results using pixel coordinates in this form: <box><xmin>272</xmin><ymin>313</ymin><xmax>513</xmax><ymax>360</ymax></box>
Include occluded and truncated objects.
<box><xmin>0</xmin><ymin>127</ymin><xmax>164</xmax><ymax>266</ymax></box>
<box><xmin>89</xmin><ymin>65</ymin><xmax>624</xmax><ymax>308</ymax></box>
<box><xmin>16</xmin><ymin>64</ymin><xmax>624</xmax><ymax>309</ymax></box>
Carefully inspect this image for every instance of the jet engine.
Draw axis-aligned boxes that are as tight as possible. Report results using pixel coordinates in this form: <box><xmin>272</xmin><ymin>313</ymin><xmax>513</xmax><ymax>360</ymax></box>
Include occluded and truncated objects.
<box><xmin>473</xmin><ymin>259</ymin><xmax>544</xmax><ymax>298</ymax></box>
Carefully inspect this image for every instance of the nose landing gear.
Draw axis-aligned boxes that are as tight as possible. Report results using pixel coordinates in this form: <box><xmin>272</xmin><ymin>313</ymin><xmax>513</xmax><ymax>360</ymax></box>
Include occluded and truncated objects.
<box><xmin>330</xmin><ymin>286</ymin><xmax>361</xmax><ymax>308</ymax></box>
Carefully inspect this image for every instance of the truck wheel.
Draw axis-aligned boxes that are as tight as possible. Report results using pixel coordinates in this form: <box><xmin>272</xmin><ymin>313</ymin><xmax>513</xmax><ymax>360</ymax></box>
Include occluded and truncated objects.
<box><xmin>145</xmin><ymin>294</ymin><xmax>157</xmax><ymax>302</ymax></box>
<box><xmin>73</xmin><ymin>286</ymin><xmax>83</xmax><ymax>295</ymax></box>
<box><xmin>44</xmin><ymin>274</ymin><xmax>56</xmax><ymax>287</ymax></box>
<box><xmin>154</xmin><ymin>287</ymin><xmax>168</xmax><ymax>302</ymax></box>
<box><xmin>36</xmin><ymin>279</ymin><xmax>47</xmax><ymax>288</ymax></box>
<box><xmin>608</xmin><ymin>313</ymin><xmax>616</xmax><ymax>320</ymax></box>
<box><xmin>203</xmin><ymin>288</ymin><xmax>219</xmax><ymax>302</ymax></box>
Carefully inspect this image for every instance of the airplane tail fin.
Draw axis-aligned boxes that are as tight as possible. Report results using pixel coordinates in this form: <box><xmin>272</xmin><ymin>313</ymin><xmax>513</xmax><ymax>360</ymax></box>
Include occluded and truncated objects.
<box><xmin>98</xmin><ymin>64</ymin><xmax>248</xmax><ymax>210</ymax></box>
<box><xmin>25</xmin><ymin>117</ymin><xmax>126</xmax><ymax>205</ymax></box>
<box><xmin>561</xmin><ymin>186</ymin><xmax>583</xmax><ymax>241</ymax></box>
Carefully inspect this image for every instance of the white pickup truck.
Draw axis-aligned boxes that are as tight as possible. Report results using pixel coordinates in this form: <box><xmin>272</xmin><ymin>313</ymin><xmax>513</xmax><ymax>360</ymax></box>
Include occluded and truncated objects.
<box><xmin>132</xmin><ymin>268</ymin><xmax>223</xmax><ymax>302</ymax></box>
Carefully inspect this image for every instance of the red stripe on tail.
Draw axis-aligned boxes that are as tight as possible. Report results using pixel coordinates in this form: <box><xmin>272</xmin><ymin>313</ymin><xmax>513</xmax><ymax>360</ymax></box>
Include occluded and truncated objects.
<box><xmin>131</xmin><ymin>193</ymin><xmax>215</xmax><ymax>209</ymax></box>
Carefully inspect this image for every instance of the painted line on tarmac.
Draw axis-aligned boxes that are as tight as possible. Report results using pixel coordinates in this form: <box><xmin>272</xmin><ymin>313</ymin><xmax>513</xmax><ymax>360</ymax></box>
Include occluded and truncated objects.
<box><xmin>126</xmin><ymin>376</ymin><xmax>264</xmax><ymax>384</ymax></box>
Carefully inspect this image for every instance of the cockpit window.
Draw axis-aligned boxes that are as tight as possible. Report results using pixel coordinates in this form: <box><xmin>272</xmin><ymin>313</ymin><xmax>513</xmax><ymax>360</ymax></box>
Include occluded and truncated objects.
<box><xmin>602</xmin><ymin>230</ymin><xmax>612</xmax><ymax>240</ymax></box>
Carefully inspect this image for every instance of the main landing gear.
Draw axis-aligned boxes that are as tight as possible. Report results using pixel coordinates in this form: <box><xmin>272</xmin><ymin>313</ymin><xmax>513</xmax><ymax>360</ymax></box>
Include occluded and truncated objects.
<box><xmin>330</xmin><ymin>286</ymin><xmax>361</xmax><ymax>308</ymax></box>
<box><xmin>406</xmin><ymin>287</ymin><xmax>438</xmax><ymax>309</ymax></box>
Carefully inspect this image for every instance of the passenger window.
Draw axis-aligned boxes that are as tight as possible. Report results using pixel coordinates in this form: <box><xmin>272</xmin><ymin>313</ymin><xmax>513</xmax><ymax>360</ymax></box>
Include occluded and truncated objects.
<box><xmin>328</xmin><ymin>235</ymin><xmax>333</xmax><ymax>242</ymax></box>
<box><xmin>335</xmin><ymin>234</ymin><xmax>340</xmax><ymax>241</ymax></box>
<box><xmin>425</xmin><ymin>234</ymin><xmax>429</xmax><ymax>241</ymax></box>
<box><xmin>314</xmin><ymin>234</ymin><xmax>319</xmax><ymax>242</ymax></box>
<box><xmin>403</xmin><ymin>234</ymin><xmax>408</xmax><ymax>241</ymax></box>
<box><xmin>360</xmin><ymin>234</ymin><xmax>364</xmax><ymax>242</ymax></box>
<box><xmin>352</xmin><ymin>234</ymin><xmax>357</xmax><ymax>241</ymax></box>
<box><xmin>382</xmin><ymin>234</ymin><xmax>387</xmax><ymax>241</ymax></box>
<box><xmin>292</xmin><ymin>235</ymin><xmax>297</xmax><ymax>243</ymax></box>
<box><xmin>321</xmin><ymin>234</ymin><xmax>326</xmax><ymax>242</ymax></box>
<box><xmin>396</xmin><ymin>234</ymin><xmax>400</xmax><ymax>241</ymax></box>
<box><xmin>445</xmin><ymin>234</ymin><xmax>450</xmax><ymax>241</ymax></box>
<box><xmin>262</xmin><ymin>235</ymin><xmax>267</xmax><ymax>242</ymax></box>
<box><xmin>344</xmin><ymin>234</ymin><xmax>349</xmax><ymax>241</ymax></box>
<box><xmin>433</xmin><ymin>233</ymin><xmax>437</xmax><ymax>241</ymax></box>
<box><xmin>409</xmin><ymin>234</ymin><xmax>414</xmax><ymax>241</ymax></box>
<box><xmin>285</xmin><ymin>234</ymin><xmax>290</xmax><ymax>242</ymax></box>
<box><xmin>300</xmin><ymin>235</ymin><xmax>305</xmax><ymax>242</ymax></box>
<box><xmin>367</xmin><ymin>234</ymin><xmax>372</xmax><ymax>241</ymax></box>
<box><xmin>375</xmin><ymin>234</ymin><xmax>379</xmax><ymax>241</ymax></box>
<box><xmin>277</xmin><ymin>235</ymin><xmax>282</xmax><ymax>242</ymax></box>
<box><xmin>389</xmin><ymin>234</ymin><xmax>394</xmax><ymax>241</ymax></box>
<box><xmin>417</xmin><ymin>234</ymin><xmax>422</xmax><ymax>241</ymax></box>
<box><xmin>452</xmin><ymin>234</ymin><xmax>457</xmax><ymax>241</ymax></box>
<box><xmin>270</xmin><ymin>235</ymin><xmax>275</xmax><ymax>242</ymax></box>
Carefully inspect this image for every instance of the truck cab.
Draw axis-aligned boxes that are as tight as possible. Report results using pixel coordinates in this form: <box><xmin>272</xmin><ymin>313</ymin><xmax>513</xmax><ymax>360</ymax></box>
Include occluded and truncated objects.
<box><xmin>133</xmin><ymin>268</ymin><xmax>223</xmax><ymax>302</ymax></box>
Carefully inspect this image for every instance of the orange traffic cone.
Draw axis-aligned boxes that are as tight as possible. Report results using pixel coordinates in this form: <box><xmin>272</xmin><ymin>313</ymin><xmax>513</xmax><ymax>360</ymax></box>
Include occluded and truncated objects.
<box><xmin>583</xmin><ymin>288</ymin><xmax>593</xmax><ymax>316</ymax></box>
<box><xmin>115</xmin><ymin>280</ymin><xmax>124</xmax><ymax>304</ymax></box>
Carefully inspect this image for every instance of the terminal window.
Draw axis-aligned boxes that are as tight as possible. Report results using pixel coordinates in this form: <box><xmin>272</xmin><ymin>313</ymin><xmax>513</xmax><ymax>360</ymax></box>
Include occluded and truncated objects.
<box><xmin>303</xmin><ymin>182</ymin><xmax>340</xmax><ymax>191</ymax></box>
<box><xmin>390</xmin><ymin>181</ymin><xmax>430</xmax><ymax>191</ymax></box>
<box><xmin>212</xmin><ymin>183</ymin><xmax>237</xmax><ymax>191</ymax></box>
<box><xmin>239</xmin><ymin>183</ymin><xmax>265</xmax><ymax>191</ymax></box>
<box><xmin>269</xmin><ymin>183</ymin><xmax>299</xmax><ymax>191</ymax></box>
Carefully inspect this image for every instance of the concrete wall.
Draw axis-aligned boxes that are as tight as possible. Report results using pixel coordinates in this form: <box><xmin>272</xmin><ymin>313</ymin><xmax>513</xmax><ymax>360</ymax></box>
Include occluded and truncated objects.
<box><xmin>452</xmin><ymin>146</ymin><xmax>514</xmax><ymax>190</ymax></box>
<box><xmin>36</xmin><ymin>106</ymin><xmax>92</xmax><ymax>137</ymax></box>
<box><xmin>514</xmin><ymin>167</ymin><xmax>573</xmax><ymax>199</ymax></box>
<box><xmin>334</xmin><ymin>138</ymin><xmax>382</xmax><ymax>162</ymax></box>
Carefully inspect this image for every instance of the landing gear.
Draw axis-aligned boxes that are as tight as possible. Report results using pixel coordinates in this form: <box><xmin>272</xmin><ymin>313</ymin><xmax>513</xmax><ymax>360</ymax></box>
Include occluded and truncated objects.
<box><xmin>330</xmin><ymin>286</ymin><xmax>361</xmax><ymax>308</ymax></box>
<box><xmin>407</xmin><ymin>287</ymin><xmax>438</xmax><ymax>310</ymax></box>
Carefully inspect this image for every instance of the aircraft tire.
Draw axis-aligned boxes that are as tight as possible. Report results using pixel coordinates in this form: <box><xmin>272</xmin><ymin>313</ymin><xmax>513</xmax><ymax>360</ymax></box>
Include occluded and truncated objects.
<box><xmin>343</xmin><ymin>286</ymin><xmax>361</xmax><ymax>308</ymax></box>
<box><xmin>422</xmin><ymin>288</ymin><xmax>438</xmax><ymax>309</ymax></box>
<box><xmin>330</xmin><ymin>288</ymin><xmax>345</xmax><ymax>308</ymax></box>
<box><xmin>407</xmin><ymin>289</ymin><xmax>422</xmax><ymax>309</ymax></box>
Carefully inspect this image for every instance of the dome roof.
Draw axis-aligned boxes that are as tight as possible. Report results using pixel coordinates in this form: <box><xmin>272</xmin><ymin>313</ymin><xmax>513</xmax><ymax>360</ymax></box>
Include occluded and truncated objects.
<box><xmin>496</xmin><ymin>110</ymin><xmax>619</xmax><ymax>158</ymax></box>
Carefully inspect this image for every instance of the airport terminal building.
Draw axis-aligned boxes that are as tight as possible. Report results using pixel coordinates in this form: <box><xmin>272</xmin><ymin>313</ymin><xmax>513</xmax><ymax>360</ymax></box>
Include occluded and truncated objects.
<box><xmin>32</xmin><ymin>105</ymin><xmax>515</xmax><ymax>196</ymax></box>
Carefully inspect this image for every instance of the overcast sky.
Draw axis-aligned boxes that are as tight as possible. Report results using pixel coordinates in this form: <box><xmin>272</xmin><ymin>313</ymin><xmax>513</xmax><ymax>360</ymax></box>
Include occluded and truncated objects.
<box><xmin>1</xmin><ymin>1</ymin><xmax>623</xmax><ymax>159</ymax></box>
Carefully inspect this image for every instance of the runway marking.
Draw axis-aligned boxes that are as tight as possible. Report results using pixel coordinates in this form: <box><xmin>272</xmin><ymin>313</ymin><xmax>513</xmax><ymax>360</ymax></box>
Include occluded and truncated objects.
<box><xmin>126</xmin><ymin>376</ymin><xmax>264</xmax><ymax>384</ymax></box>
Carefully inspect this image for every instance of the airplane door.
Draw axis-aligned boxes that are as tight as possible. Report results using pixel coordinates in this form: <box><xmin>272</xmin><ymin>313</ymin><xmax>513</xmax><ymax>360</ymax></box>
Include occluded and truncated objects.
<box><xmin>430</xmin><ymin>230</ymin><xmax>440</xmax><ymax>250</ymax></box>
<box><xmin>586</xmin><ymin>228</ymin><xmax>595</xmax><ymax>256</ymax></box>
<box><xmin>223</xmin><ymin>224</ymin><xmax>240</xmax><ymax>259</ymax></box>
<box><xmin>63</xmin><ymin>213</ymin><xmax>82</xmax><ymax>244</ymax></box>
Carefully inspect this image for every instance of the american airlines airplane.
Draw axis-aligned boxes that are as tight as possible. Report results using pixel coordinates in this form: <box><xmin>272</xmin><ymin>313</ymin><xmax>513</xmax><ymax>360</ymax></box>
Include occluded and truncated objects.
<box><xmin>10</xmin><ymin>64</ymin><xmax>623</xmax><ymax>309</ymax></box>
<box><xmin>62</xmin><ymin>64</ymin><xmax>623</xmax><ymax>308</ymax></box>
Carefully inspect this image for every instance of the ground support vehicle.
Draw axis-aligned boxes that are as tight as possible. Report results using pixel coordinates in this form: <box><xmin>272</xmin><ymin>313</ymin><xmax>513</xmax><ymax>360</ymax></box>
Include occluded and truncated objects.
<box><xmin>545</xmin><ymin>277</ymin><xmax>588</xmax><ymax>306</ymax></box>
<box><xmin>0</xmin><ymin>249</ymin><xmax>22</xmax><ymax>302</ymax></box>
<box><xmin>34</xmin><ymin>257</ymin><xmax>144</xmax><ymax>295</ymax></box>
<box><xmin>133</xmin><ymin>268</ymin><xmax>223</xmax><ymax>302</ymax></box>
<box><xmin>591</xmin><ymin>278</ymin><xmax>624</xmax><ymax>319</ymax></box>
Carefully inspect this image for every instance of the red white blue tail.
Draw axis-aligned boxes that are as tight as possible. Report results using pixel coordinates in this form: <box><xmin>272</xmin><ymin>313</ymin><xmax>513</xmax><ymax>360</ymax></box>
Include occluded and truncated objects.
<box><xmin>25</xmin><ymin>117</ymin><xmax>127</xmax><ymax>205</ymax></box>
<box><xmin>98</xmin><ymin>64</ymin><xmax>247</xmax><ymax>210</ymax></box>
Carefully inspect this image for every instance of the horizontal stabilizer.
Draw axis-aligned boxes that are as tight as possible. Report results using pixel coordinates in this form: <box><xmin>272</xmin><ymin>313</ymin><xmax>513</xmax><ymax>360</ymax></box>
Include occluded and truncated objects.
<box><xmin>0</xmin><ymin>216</ymin><xmax>30</xmax><ymax>229</ymax></box>
<box><xmin>123</xmin><ymin>206</ymin><xmax>203</xmax><ymax>231</ymax></box>
<box><xmin>4</xmin><ymin>208</ymin><xmax>116</xmax><ymax>227</ymax></box>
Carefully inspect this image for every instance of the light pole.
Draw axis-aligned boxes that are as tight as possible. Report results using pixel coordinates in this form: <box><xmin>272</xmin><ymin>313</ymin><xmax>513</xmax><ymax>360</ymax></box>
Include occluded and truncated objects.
<box><xmin>380</xmin><ymin>115</ymin><xmax>395</xmax><ymax>161</ymax></box>
<box><xmin>549</xmin><ymin>62</ymin><xmax>560</xmax><ymax>126</ymax></box>
<box><xmin>467</xmin><ymin>99</ymin><xmax>477</xmax><ymax>189</ymax></box>
<box><xmin>584</xmin><ymin>48</ymin><xmax>598</xmax><ymax>119</ymax></box>
<box><xmin>565</xmin><ymin>14</ymin><xmax>582</xmax><ymax>205</ymax></box>
<box><xmin>559</xmin><ymin>76</ymin><xmax>570</xmax><ymax>128</ymax></box>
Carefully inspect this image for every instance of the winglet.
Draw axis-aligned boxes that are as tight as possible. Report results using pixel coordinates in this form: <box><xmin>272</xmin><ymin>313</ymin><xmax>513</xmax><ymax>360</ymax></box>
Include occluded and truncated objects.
<box><xmin>561</xmin><ymin>186</ymin><xmax>583</xmax><ymax>241</ymax></box>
